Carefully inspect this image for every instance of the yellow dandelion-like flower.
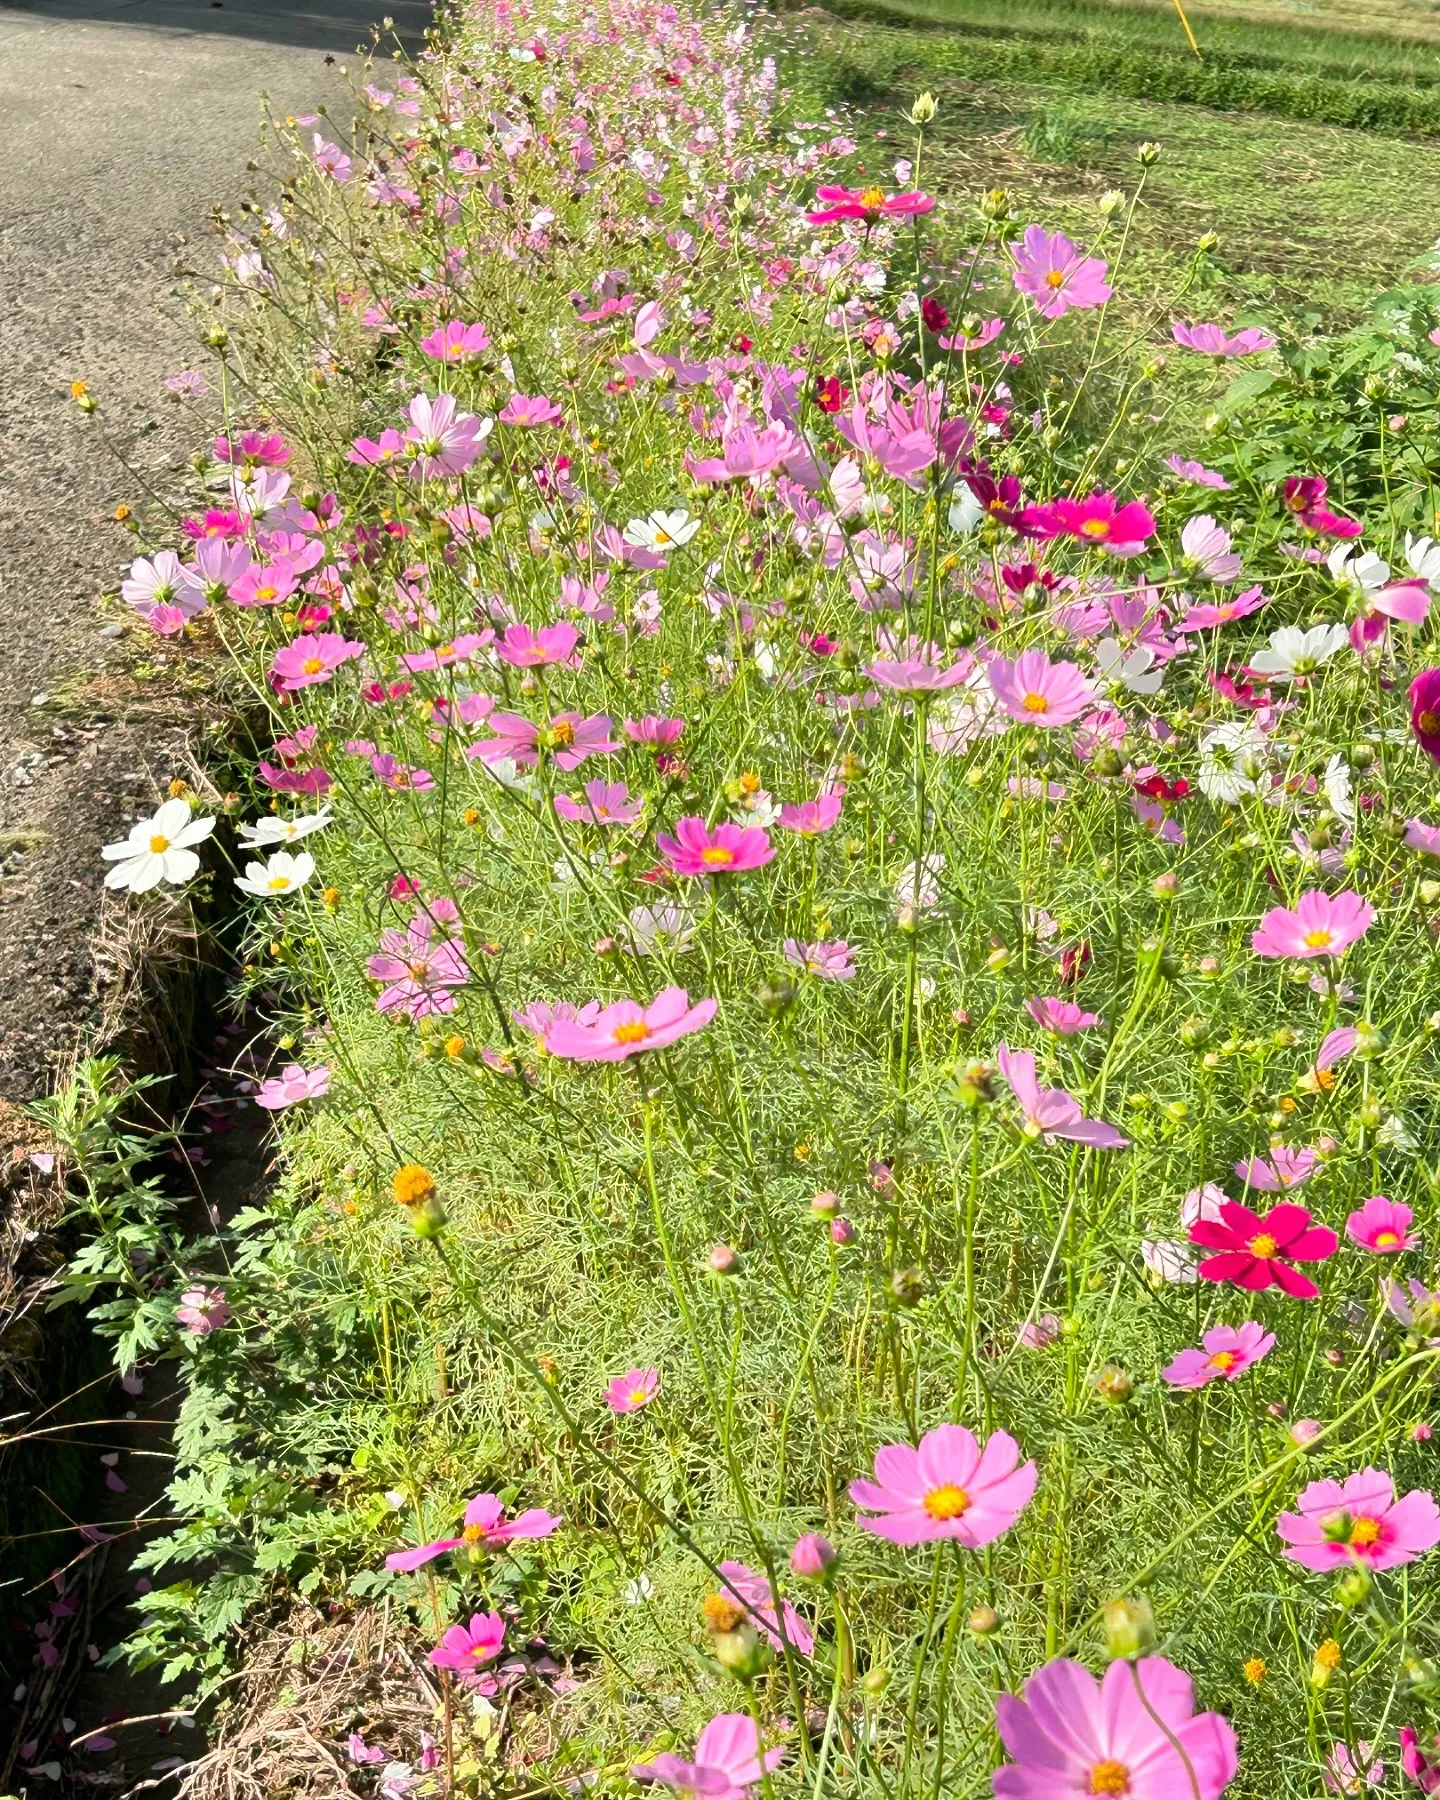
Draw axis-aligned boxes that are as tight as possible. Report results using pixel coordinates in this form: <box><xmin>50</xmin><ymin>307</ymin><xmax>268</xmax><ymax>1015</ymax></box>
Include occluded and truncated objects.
<box><xmin>1243</xmin><ymin>1657</ymin><xmax>1266</xmax><ymax>1685</ymax></box>
<box><xmin>392</xmin><ymin>1163</ymin><xmax>436</xmax><ymax>1208</ymax></box>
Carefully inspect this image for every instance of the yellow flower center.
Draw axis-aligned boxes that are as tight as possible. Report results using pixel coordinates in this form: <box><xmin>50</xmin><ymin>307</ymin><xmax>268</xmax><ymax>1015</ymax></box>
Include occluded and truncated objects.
<box><xmin>436</xmin><ymin>643</ymin><xmax>456</xmax><ymax>661</ymax></box>
<box><xmin>149</xmin><ymin>834</ymin><xmax>171</xmax><ymax>854</ymax></box>
<box><xmin>1303</xmin><ymin>928</ymin><xmax>1334</xmax><ymax>949</ymax></box>
<box><xmin>922</xmin><ymin>1484</ymin><xmax>970</xmax><ymax>1520</ymax></box>
<box><xmin>267</xmin><ymin>875</ymin><xmax>291</xmax><ymax>890</ymax></box>
<box><xmin>1087</xmin><ymin>1762</ymin><xmax>1130</xmax><ymax>1796</ymax></box>
<box><xmin>1375</xmin><ymin>1230</ymin><xmax>1399</xmax><ymax>1248</ymax></box>
<box><xmin>550</xmin><ymin>719</ymin><xmax>576</xmax><ymax>745</ymax></box>
<box><xmin>1209</xmin><ymin>1350</ymin><xmax>1238</xmax><ymax>1372</ymax></box>
<box><xmin>653</xmin><ymin>530</ymin><xmax>673</xmax><ymax>547</ymax></box>
<box><xmin>1079</xmin><ymin>517</ymin><xmax>1111</xmax><ymax>537</ymax></box>
<box><xmin>701</xmin><ymin>845</ymin><xmax>735</xmax><ymax>865</ymax></box>
<box><xmin>612</xmin><ymin>1021</ymin><xmax>650</xmax><ymax>1045</ymax></box>
<box><xmin>1421</xmin><ymin>709</ymin><xmax>1440</xmax><ymax>735</ymax></box>
<box><xmin>256</xmin><ymin>584</ymin><xmax>277</xmax><ymax>601</ymax></box>
<box><xmin>1021</xmin><ymin>692</ymin><xmax>1049</xmax><ymax>713</ymax></box>
<box><xmin>301</xmin><ymin>656</ymin><xmax>325</xmax><ymax>675</ymax></box>
<box><xmin>462</xmin><ymin>1523</ymin><xmax>485</xmax><ymax>1543</ymax></box>
<box><xmin>407</xmin><ymin>959</ymin><xmax>431</xmax><ymax>980</ymax></box>
<box><xmin>858</xmin><ymin>186</ymin><xmax>886</xmax><ymax>208</ymax></box>
<box><xmin>629</xmin><ymin>1387</ymin><xmax>650</xmax><ymax>1406</ymax></box>
<box><xmin>1045</xmin><ymin>269</ymin><xmax>1066</xmax><ymax>289</ymax></box>
<box><xmin>1350</xmin><ymin>1516</ymin><xmax>1381</xmax><ymax>1546</ymax></box>
<box><xmin>392</xmin><ymin>1162</ymin><xmax>436</xmax><ymax>1206</ymax></box>
<box><xmin>1248</xmin><ymin>1233</ymin><xmax>1279</xmax><ymax>1258</ymax></box>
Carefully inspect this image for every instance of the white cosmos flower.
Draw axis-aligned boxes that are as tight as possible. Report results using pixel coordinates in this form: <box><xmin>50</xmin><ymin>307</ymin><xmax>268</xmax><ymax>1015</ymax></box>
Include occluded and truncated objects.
<box><xmin>102</xmin><ymin>798</ymin><xmax>216</xmax><ymax>893</ymax></box>
<box><xmin>623</xmin><ymin>508</ymin><xmax>700</xmax><ymax>553</ymax></box>
<box><xmin>1322</xmin><ymin>754</ymin><xmax>1355</xmax><ymax>824</ymax></box>
<box><xmin>238</xmin><ymin>806</ymin><xmax>333</xmax><ymax>848</ymax></box>
<box><xmin>1094</xmin><ymin>638</ymin><xmax>1163</xmax><ymax>696</ymax></box>
<box><xmin>1247</xmin><ymin>622</ymin><xmax>1348</xmax><ymax>680</ymax></box>
<box><xmin>234</xmin><ymin>850</ymin><xmax>315</xmax><ymax>898</ymax></box>
<box><xmin>1326</xmin><ymin>541</ymin><xmax>1388</xmax><ymax>595</ymax></box>
<box><xmin>1198</xmin><ymin>720</ymin><xmax>1265</xmax><ymax>804</ymax></box>
<box><xmin>627</xmin><ymin>903</ymin><xmax>697</xmax><ymax>955</ymax></box>
<box><xmin>1406</xmin><ymin>532</ymin><xmax>1440</xmax><ymax>591</ymax></box>
<box><xmin>1141</xmin><ymin>1238</ymin><xmax>1198</xmax><ymax>1285</ymax></box>
<box><xmin>947</xmin><ymin>485</ymin><xmax>984</xmax><ymax>535</ymax></box>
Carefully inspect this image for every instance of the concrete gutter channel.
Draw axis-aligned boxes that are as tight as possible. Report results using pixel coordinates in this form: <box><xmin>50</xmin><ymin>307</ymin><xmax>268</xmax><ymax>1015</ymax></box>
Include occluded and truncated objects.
<box><xmin>0</xmin><ymin>0</ymin><xmax>429</xmax><ymax>1785</ymax></box>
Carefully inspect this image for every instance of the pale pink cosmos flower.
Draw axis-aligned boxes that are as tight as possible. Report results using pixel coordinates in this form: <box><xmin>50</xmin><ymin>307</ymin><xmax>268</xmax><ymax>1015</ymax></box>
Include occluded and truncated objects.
<box><xmin>545</xmin><ymin>988</ymin><xmax>717</xmax><ymax>1061</ymax></box>
<box><xmin>1234</xmin><ymin>1146</ymin><xmax>1316</xmax><ymax>1193</ymax></box>
<box><xmin>367</xmin><ymin>910</ymin><xmax>469</xmax><ymax>1019</ymax></box>
<box><xmin>997</xmin><ymin>1043</ymin><xmax>1129</xmax><ymax>1148</ymax></box>
<box><xmin>784</xmin><ymin>939</ymin><xmax>855</xmax><ymax>981</ymax></box>
<box><xmin>1406</xmin><ymin>818</ymin><xmax>1440</xmax><ymax>855</ymax></box>
<box><xmin>555</xmin><ymin>781</ymin><xmax>642</xmax><ymax>826</ymax></box>
<box><xmin>1313</xmin><ymin>1026</ymin><xmax>1359</xmax><ymax>1073</ymax></box>
<box><xmin>1323</xmin><ymin>1741</ymin><xmax>1384</xmax><ymax>1794</ymax></box>
<box><xmin>851</xmin><ymin>1422</ymin><xmax>1037</xmax><ymax>1546</ymax></box>
<box><xmin>1142</xmin><ymin>1239</ymin><xmax>1199</xmax><ymax>1284</ymax></box>
<box><xmin>271</xmin><ymin>632</ymin><xmax>365</xmax><ymax>691</ymax></box>
<box><xmin>1162</xmin><ymin>1321</ymin><xmax>1276</xmax><ymax>1389</ymax></box>
<box><xmin>311</xmin><ymin>135</ymin><xmax>351</xmax><ymax>181</ymax></box>
<box><xmin>420</xmin><ymin>319</ymin><xmax>491</xmax><ymax>361</ymax></box>
<box><xmin>985</xmin><ymin>651</ymin><xmax>1096</xmax><ymax>727</ymax></box>
<box><xmin>1017</xmin><ymin>1313</ymin><xmax>1062</xmax><ymax>1348</ymax></box>
<box><xmin>1276</xmin><ymin>1468</ymin><xmax>1440</xmax><ymax>1571</ymax></box>
<box><xmin>1181</xmin><ymin>1184</ymin><xmax>1229</xmax><ymax>1228</ymax></box>
<box><xmin>254</xmin><ymin>1064</ymin><xmax>331</xmax><ymax>1109</ymax></box>
<box><xmin>1173</xmin><ymin>321</ymin><xmax>1277</xmax><ymax>356</ymax></box>
<box><xmin>476</xmin><ymin>712</ymin><xmax>619</xmax><ymax>770</ymax></box>
<box><xmin>865</xmin><ymin>654</ymin><xmax>974</xmax><ymax>695</ymax></box>
<box><xmin>624</xmin><ymin>715</ymin><xmax>685</xmax><ymax>746</ymax></box>
<box><xmin>399</xmin><ymin>632</ymin><xmax>493</xmax><ymax>673</ymax></box>
<box><xmin>717</xmin><ymin>1560</ymin><xmax>814</xmax><ymax>1656</ymax></box>
<box><xmin>1251</xmin><ymin>889</ymin><xmax>1374</xmax><ymax>959</ymax></box>
<box><xmin>1011</xmin><ymin>224</ymin><xmax>1112</xmax><ymax>318</ymax></box>
<box><xmin>1386</xmin><ymin>1278</ymin><xmax>1440</xmax><ymax>1340</ymax></box>
<box><xmin>1180</xmin><ymin>585</ymin><xmax>1266</xmax><ymax>631</ymax></box>
<box><xmin>387</xmin><ymin>1494</ymin><xmax>561</xmax><ymax>1572</ymax></box>
<box><xmin>513</xmin><ymin>1000</ymin><xmax>601</xmax><ymax>1050</ymax></box>
<box><xmin>993</xmin><ymin>1655</ymin><xmax>1238</xmax><ymax>1800</ymax></box>
<box><xmin>404</xmin><ymin>392</ymin><xmax>491</xmax><ymax>476</ymax></box>
<box><xmin>778</xmin><ymin>794</ymin><xmax>843</xmax><ymax>836</ymax></box>
<box><xmin>1346</xmin><ymin>1195</ymin><xmax>1416</xmax><ymax>1254</ymax></box>
<box><xmin>633</xmin><ymin>1713</ymin><xmax>784</xmax><ymax>1800</ymax></box>
<box><xmin>494</xmin><ymin>621</ymin><xmax>581</xmax><ymax>668</ymax></box>
<box><xmin>1181</xmin><ymin>514</ymin><xmax>1243</xmax><ymax>582</ymax></box>
<box><xmin>1024</xmin><ymin>997</ymin><xmax>1101</xmax><ymax>1035</ymax></box>
<box><xmin>1166</xmin><ymin>454</ymin><xmax>1232</xmax><ymax>488</ymax></box>
<box><xmin>657</xmin><ymin>817</ymin><xmax>775</xmax><ymax>878</ymax></box>
<box><xmin>605</xmin><ymin>1367</ymin><xmax>659</xmax><ymax>1413</ymax></box>
<box><xmin>429</xmin><ymin>1612</ymin><xmax>505</xmax><ymax>1685</ymax></box>
<box><xmin>176</xmin><ymin>1285</ymin><xmax>230</xmax><ymax>1334</ymax></box>
<box><xmin>122</xmin><ymin>551</ymin><xmax>206</xmax><ymax>627</ymax></box>
<box><xmin>499</xmin><ymin>392</ymin><xmax>564</xmax><ymax>427</ymax></box>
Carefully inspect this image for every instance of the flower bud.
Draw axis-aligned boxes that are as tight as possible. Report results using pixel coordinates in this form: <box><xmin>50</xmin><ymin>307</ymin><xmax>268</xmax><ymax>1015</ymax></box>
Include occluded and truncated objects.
<box><xmin>830</xmin><ymin>1217</ymin><xmax>856</xmax><ymax>1246</ymax></box>
<box><xmin>1091</xmin><ymin>747</ymin><xmax>1125</xmax><ymax>777</ymax></box>
<box><xmin>967</xmin><ymin>1604</ymin><xmax>1001</xmax><ymax>1636</ymax></box>
<box><xmin>908</xmin><ymin>90</ymin><xmax>938</xmax><ymax>124</ymax></box>
<box><xmin>1196</xmin><ymin>230</ymin><xmax>1219</xmax><ymax>253</ymax></box>
<box><xmin>1103</xmin><ymin>1595</ymin><xmax>1156</xmax><ymax>1660</ymax></box>
<box><xmin>810</xmin><ymin>1190</ymin><xmax>840</xmax><ymax>1219</ymax></box>
<box><xmin>861</xmin><ymin>1665</ymin><xmax>890</xmax><ymax>1699</ymax></box>
<box><xmin>707</xmin><ymin>1243</ymin><xmax>741</xmax><ymax>1276</ymax></box>
<box><xmin>790</xmin><ymin>1533</ymin><xmax>838</xmax><ymax>1579</ymax></box>
<box><xmin>979</xmin><ymin>186</ymin><xmax>1010</xmax><ymax>220</ymax></box>
<box><xmin>1335</xmin><ymin>1566</ymin><xmax>1370</xmax><ymax>1608</ymax></box>
<box><xmin>1098</xmin><ymin>188</ymin><xmax>1125</xmax><ymax>215</ymax></box>
<box><xmin>1092</xmin><ymin>1365</ymin><xmax>1133</xmax><ymax>1405</ymax></box>
<box><xmin>1152</xmin><ymin>871</ymin><xmax>1178</xmax><ymax>901</ymax></box>
<box><xmin>1310</xmin><ymin>1638</ymin><xmax>1341</xmax><ymax>1687</ymax></box>
<box><xmin>1136</xmin><ymin>140</ymin><xmax>1162</xmax><ymax>165</ymax></box>
<box><xmin>1290</xmin><ymin>1418</ymin><xmax>1322</xmax><ymax>1448</ymax></box>
<box><xmin>890</xmin><ymin>1265</ymin><xmax>925</xmax><ymax>1307</ymax></box>
<box><xmin>757</xmin><ymin>976</ymin><xmax>797</xmax><ymax>1017</ymax></box>
<box><xmin>711</xmin><ymin>1622</ymin><xmax>769</xmax><ymax>1681</ymax></box>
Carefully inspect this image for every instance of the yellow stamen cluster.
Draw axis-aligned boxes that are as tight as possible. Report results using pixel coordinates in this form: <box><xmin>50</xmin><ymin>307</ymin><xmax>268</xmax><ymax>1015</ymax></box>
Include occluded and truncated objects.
<box><xmin>1243</xmin><ymin>1657</ymin><xmax>1267</xmax><ymax>1685</ymax></box>
<box><xmin>392</xmin><ymin>1163</ymin><xmax>437</xmax><ymax>1207</ymax></box>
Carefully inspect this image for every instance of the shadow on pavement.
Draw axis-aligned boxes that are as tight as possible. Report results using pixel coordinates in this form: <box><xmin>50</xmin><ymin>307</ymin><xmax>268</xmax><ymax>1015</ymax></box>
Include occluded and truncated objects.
<box><xmin>0</xmin><ymin>0</ymin><xmax>434</xmax><ymax>51</ymax></box>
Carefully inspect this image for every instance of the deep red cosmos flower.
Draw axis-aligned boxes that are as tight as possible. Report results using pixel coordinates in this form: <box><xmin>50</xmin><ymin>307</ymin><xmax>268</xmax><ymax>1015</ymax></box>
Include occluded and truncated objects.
<box><xmin>1188</xmin><ymin>1200</ymin><xmax>1338</xmax><ymax>1299</ymax></box>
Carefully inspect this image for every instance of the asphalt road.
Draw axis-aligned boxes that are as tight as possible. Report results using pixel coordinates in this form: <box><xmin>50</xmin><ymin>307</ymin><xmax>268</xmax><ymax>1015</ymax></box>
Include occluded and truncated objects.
<box><xmin>0</xmin><ymin>0</ymin><xmax>428</xmax><ymax>1099</ymax></box>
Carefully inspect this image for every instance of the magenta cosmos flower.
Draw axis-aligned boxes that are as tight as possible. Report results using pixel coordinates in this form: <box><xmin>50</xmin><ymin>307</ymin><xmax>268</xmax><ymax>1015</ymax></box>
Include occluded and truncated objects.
<box><xmin>656</xmin><ymin>817</ymin><xmax>775</xmax><ymax>877</ymax></box>
<box><xmin>254</xmin><ymin>1064</ymin><xmax>331</xmax><ymax>1109</ymax></box>
<box><xmin>985</xmin><ymin>651</ymin><xmax>1096</xmax><ymax>727</ymax></box>
<box><xmin>271</xmin><ymin>632</ymin><xmax>365</xmax><ymax>692</ymax></box>
<box><xmin>1188</xmin><ymin>1200</ymin><xmax>1338</xmax><ymax>1299</ymax></box>
<box><xmin>717</xmin><ymin>1560</ymin><xmax>814</xmax><ymax>1655</ymax></box>
<box><xmin>633</xmin><ymin>1713</ymin><xmax>784</xmax><ymax>1800</ymax></box>
<box><xmin>624</xmin><ymin>715</ymin><xmax>685</xmax><ymax>746</ymax></box>
<box><xmin>605</xmin><ymin>1366</ymin><xmax>659</xmax><ymax>1413</ymax></box>
<box><xmin>997</xmin><ymin>1044</ymin><xmax>1128</xmax><ymax>1148</ymax></box>
<box><xmin>429</xmin><ymin>1611</ymin><xmax>505</xmax><ymax>1678</ymax></box>
<box><xmin>1024</xmin><ymin>492</ymin><xmax>1156</xmax><ymax>556</ymax></box>
<box><xmin>545</xmin><ymin>988</ymin><xmax>717</xmax><ymax>1061</ymax></box>
<box><xmin>1162</xmin><ymin>1321</ymin><xmax>1276</xmax><ymax>1389</ymax></box>
<box><xmin>850</xmin><ymin>1422</ymin><xmax>1037</xmax><ymax>1547</ymax></box>
<box><xmin>387</xmin><ymin>1493</ymin><xmax>562</xmax><ymax>1571</ymax></box>
<box><xmin>477</xmin><ymin>711</ymin><xmax>619</xmax><ymax>771</ymax></box>
<box><xmin>495</xmin><ymin>621</ymin><xmax>581</xmax><ymax>668</ymax></box>
<box><xmin>1251</xmin><ymin>889</ymin><xmax>1374</xmax><ymax>959</ymax></box>
<box><xmin>1024</xmin><ymin>997</ymin><xmax>1101</xmax><ymax>1035</ymax></box>
<box><xmin>806</xmin><ymin>184</ymin><xmax>936</xmax><ymax>224</ymax></box>
<box><xmin>1411</xmin><ymin>669</ymin><xmax>1440</xmax><ymax>765</ymax></box>
<box><xmin>420</xmin><ymin>318</ymin><xmax>491</xmax><ymax>361</ymax></box>
<box><xmin>175</xmin><ymin>1284</ymin><xmax>230</xmax><ymax>1334</ymax></box>
<box><xmin>994</xmin><ymin>1654</ymin><xmax>1238</xmax><ymax>1800</ymax></box>
<box><xmin>1173</xmin><ymin>321</ymin><xmax>1277</xmax><ymax>356</ymax></box>
<box><xmin>367</xmin><ymin>909</ymin><xmax>469</xmax><ymax>1019</ymax></box>
<box><xmin>1276</xmin><ymin>1468</ymin><xmax>1440</xmax><ymax>1572</ymax></box>
<box><xmin>555</xmin><ymin>780</ymin><xmax>642</xmax><ymax>826</ymax></box>
<box><xmin>1011</xmin><ymin>224</ymin><xmax>1112</xmax><ymax>319</ymax></box>
<box><xmin>1346</xmin><ymin>1195</ymin><xmax>1416</xmax><ymax>1254</ymax></box>
<box><xmin>1401</xmin><ymin>1728</ymin><xmax>1440</xmax><ymax>1794</ymax></box>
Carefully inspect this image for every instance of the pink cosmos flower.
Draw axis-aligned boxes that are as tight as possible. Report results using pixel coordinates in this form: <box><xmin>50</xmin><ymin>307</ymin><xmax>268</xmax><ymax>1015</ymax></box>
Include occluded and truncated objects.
<box><xmin>1386</xmin><ymin>1278</ymin><xmax>1440</xmax><ymax>1339</ymax></box>
<box><xmin>936</xmin><ymin>316</ymin><xmax>1005</xmax><ymax>352</ymax></box>
<box><xmin>1017</xmin><ymin>1314</ymin><xmax>1062</xmax><ymax>1349</ymax></box>
<box><xmin>656</xmin><ymin>817</ymin><xmax>775</xmax><ymax>877</ymax></box>
<box><xmin>555</xmin><ymin>780</ymin><xmax>642</xmax><ymax>826</ymax></box>
<box><xmin>420</xmin><ymin>319</ymin><xmax>491</xmax><ymax>361</ymax></box>
<box><xmin>499</xmin><ymin>392</ymin><xmax>564</xmax><ymax>427</ymax></box>
<box><xmin>605</xmin><ymin>1367</ymin><xmax>659</xmax><ymax>1413</ymax></box>
<box><xmin>985</xmin><ymin>651</ymin><xmax>1096</xmax><ymax>727</ymax></box>
<box><xmin>806</xmin><ymin>184</ymin><xmax>936</xmax><ymax>224</ymax></box>
<box><xmin>850</xmin><ymin>1422</ymin><xmax>1037</xmax><ymax>1547</ymax></box>
<box><xmin>1347</xmin><ymin>1195</ymin><xmax>1416</xmax><ymax>1254</ymax></box>
<box><xmin>121</xmin><ymin>551</ymin><xmax>206</xmax><ymax>626</ymax></box>
<box><xmin>1188</xmin><ymin>1199</ymin><xmax>1338</xmax><ymax>1298</ymax></box>
<box><xmin>429</xmin><ymin>1612</ymin><xmax>505</xmax><ymax>1682</ymax></box>
<box><xmin>387</xmin><ymin>1493</ymin><xmax>562</xmax><ymax>1572</ymax></box>
<box><xmin>545</xmin><ymin>988</ymin><xmax>717</xmax><ymax>1061</ymax></box>
<box><xmin>1180</xmin><ymin>585</ymin><xmax>1266</xmax><ymax>631</ymax></box>
<box><xmin>784</xmin><ymin>939</ymin><xmax>855</xmax><ymax>981</ymax></box>
<box><xmin>1173</xmin><ymin>321</ymin><xmax>1277</xmax><ymax>356</ymax></box>
<box><xmin>996</xmin><ymin>1043</ymin><xmax>1128</xmax><ymax>1148</ymax></box>
<box><xmin>1234</xmin><ymin>1146</ymin><xmax>1317</xmax><ymax>1193</ymax></box>
<box><xmin>404</xmin><ymin>392</ymin><xmax>490</xmax><ymax>476</ymax></box>
<box><xmin>214</xmin><ymin>428</ymin><xmax>290</xmax><ymax>467</ymax></box>
<box><xmin>513</xmin><ymin>999</ymin><xmax>601</xmax><ymax>1049</ymax></box>
<box><xmin>686</xmin><ymin>420</ymin><xmax>805</xmax><ymax>486</ymax></box>
<box><xmin>1181</xmin><ymin>514</ymin><xmax>1243</xmax><ymax>582</ymax></box>
<box><xmin>1277</xmin><ymin>1468</ymin><xmax>1440</xmax><ymax>1571</ymax></box>
<box><xmin>717</xmin><ymin>1560</ymin><xmax>814</xmax><ymax>1656</ymax></box>
<box><xmin>625</xmin><ymin>715</ymin><xmax>685</xmax><ymax>746</ymax></box>
<box><xmin>1024</xmin><ymin>997</ymin><xmax>1101</xmax><ymax>1035</ymax></box>
<box><xmin>1011</xmin><ymin>224</ymin><xmax>1112</xmax><ymax>319</ymax></box>
<box><xmin>367</xmin><ymin>909</ymin><xmax>469</xmax><ymax>1019</ymax></box>
<box><xmin>993</xmin><ymin>1655</ymin><xmax>1238</xmax><ymax>1800</ymax></box>
<box><xmin>476</xmin><ymin>712</ymin><xmax>619</xmax><ymax>770</ymax></box>
<box><xmin>1323</xmin><ymin>1741</ymin><xmax>1384</xmax><ymax>1794</ymax></box>
<box><xmin>1162</xmin><ymin>1321</ymin><xmax>1276</xmax><ymax>1389</ymax></box>
<box><xmin>271</xmin><ymin>632</ymin><xmax>365</xmax><ymax>692</ymax></box>
<box><xmin>176</xmin><ymin>1285</ymin><xmax>230</xmax><ymax>1334</ymax></box>
<box><xmin>399</xmin><ymin>632</ymin><xmax>493</xmax><ymax>673</ymax></box>
<box><xmin>254</xmin><ymin>1064</ymin><xmax>331</xmax><ymax>1109</ymax></box>
<box><xmin>866</xmin><ymin>655</ymin><xmax>974</xmax><ymax>695</ymax></box>
<box><xmin>1182</xmin><ymin>1184</ymin><xmax>1229</xmax><ymax>1229</ymax></box>
<box><xmin>494</xmin><ymin>621</ymin><xmax>581</xmax><ymax>668</ymax></box>
<box><xmin>633</xmin><ymin>1713</ymin><xmax>784</xmax><ymax>1800</ymax></box>
<box><xmin>1411</xmin><ymin>669</ymin><xmax>1440</xmax><ymax>765</ymax></box>
<box><xmin>311</xmin><ymin>135</ymin><xmax>351</xmax><ymax>181</ymax></box>
<box><xmin>1023</xmin><ymin>492</ymin><xmax>1156</xmax><ymax>556</ymax></box>
<box><xmin>1401</xmin><ymin>1727</ymin><xmax>1440</xmax><ymax>1794</ymax></box>
<box><xmin>1166</xmin><ymin>454</ymin><xmax>1232</xmax><ymax>488</ymax></box>
<box><xmin>1313</xmin><ymin>1027</ymin><xmax>1359</xmax><ymax>1074</ymax></box>
<box><xmin>778</xmin><ymin>794</ymin><xmax>843</xmax><ymax>835</ymax></box>
<box><xmin>1406</xmin><ymin>818</ymin><xmax>1440</xmax><ymax>854</ymax></box>
<box><xmin>1251</xmin><ymin>889</ymin><xmax>1374</xmax><ymax>959</ymax></box>
<box><xmin>230</xmin><ymin>559</ymin><xmax>301</xmax><ymax>609</ymax></box>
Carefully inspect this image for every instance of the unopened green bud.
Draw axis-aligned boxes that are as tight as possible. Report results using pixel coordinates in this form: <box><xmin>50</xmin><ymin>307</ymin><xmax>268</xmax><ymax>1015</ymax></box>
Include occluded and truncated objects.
<box><xmin>908</xmin><ymin>91</ymin><xmax>938</xmax><ymax>124</ymax></box>
<box><xmin>1103</xmin><ymin>1595</ymin><xmax>1156</xmax><ymax>1659</ymax></box>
